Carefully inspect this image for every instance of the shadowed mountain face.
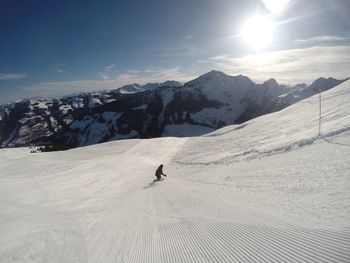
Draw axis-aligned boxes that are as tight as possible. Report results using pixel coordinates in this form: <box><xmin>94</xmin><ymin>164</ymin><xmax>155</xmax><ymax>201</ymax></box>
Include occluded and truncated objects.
<box><xmin>0</xmin><ymin>71</ymin><xmax>347</xmax><ymax>150</ymax></box>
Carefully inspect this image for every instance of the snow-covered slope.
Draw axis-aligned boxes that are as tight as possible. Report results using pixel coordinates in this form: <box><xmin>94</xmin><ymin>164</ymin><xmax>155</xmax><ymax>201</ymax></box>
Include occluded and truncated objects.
<box><xmin>1</xmin><ymin>80</ymin><xmax>349</xmax><ymax>262</ymax></box>
<box><xmin>176</xmin><ymin>79</ymin><xmax>350</xmax><ymax>165</ymax></box>
<box><xmin>1</xmin><ymin>71</ymin><xmax>345</xmax><ymax>149</ymax></box>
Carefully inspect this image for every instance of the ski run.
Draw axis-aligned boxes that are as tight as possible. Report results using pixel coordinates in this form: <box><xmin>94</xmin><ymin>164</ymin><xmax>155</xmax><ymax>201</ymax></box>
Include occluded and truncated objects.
<box><xmin>1</xmin><ymin>80</ymin><xmax>350</xmax><ymax>262</ymax></box>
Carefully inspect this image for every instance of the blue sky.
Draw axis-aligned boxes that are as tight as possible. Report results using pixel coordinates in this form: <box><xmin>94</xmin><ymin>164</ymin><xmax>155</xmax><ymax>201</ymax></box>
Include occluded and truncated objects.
<box><xmin>1</xmin><ymin>0</ymin><xmax>350</xmax><ymax>103</ymax></box>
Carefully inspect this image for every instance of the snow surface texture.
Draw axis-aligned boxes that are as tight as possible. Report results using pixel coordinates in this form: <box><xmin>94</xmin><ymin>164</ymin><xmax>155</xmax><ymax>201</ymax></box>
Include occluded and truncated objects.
<box><xmin>1</xmin><ymin>81</ymin><xmax>350</xmax><ymax>262</ymax></box>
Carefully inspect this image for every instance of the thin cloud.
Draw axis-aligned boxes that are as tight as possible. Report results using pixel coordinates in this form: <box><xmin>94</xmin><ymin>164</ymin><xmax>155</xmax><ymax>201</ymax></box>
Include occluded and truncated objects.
<box><xmin>0</xmin><ymin>73</ymin><xmax>26</xmax><ymax>80</ymax></box>
<box><xmin>104</xmin><ymin>64</ymin><xmax>115</xmax><ymax>72</ymax></box>
<box><xmin>157</xmin><ymin>44</ymin><xmax>198</xmax><ymax>57</ymax></box>
<box><xmin>156</xmin><ymin>34</ymin><xmax>198</xmax><ymax>57</ymax></box>
<box><xmin>210</xmin><ymin>55</ymin><xmax>231</xmax><ymax>61</ymax></box>
<box><xmin>99</xmin><ymin>64</ymin><xmax>117</xmax><ymax>80</ymax></box>
<box><xmin>295</xmin><ymin>35</ymin><xmax>350</xmax><ymax>44</ymax></box>
<box><xmin>197</xmin><ymin>60</ymin><xmax>209</xmax><ymax>64</ymax></box>
<box><xmin>55</xmin><ymin>64</ymin><xmax>66</xmax><ymax>73</ymax></box>
<box><xmin>99</xmin><ymin>72</ymin><xmax>110</xmax><ymax>80</ymax></box>
<box><xmin>56</xmin><ymin>68</ymin><xmax>66</xmax><ymax>73</ymax></box>
<box><xmin>144</xmin><ymin>68</ymin><xmax>157</xmax><ymax>73</ymax></box>
<box><xmin>126</xmin><ymin>69</ymin><xmax>140</xmax><ymax>74</ymax></box>
<box><xmin>207</xmin><ymin>45</ymin><xmax>350</xmax><ymax>84</ymax></box>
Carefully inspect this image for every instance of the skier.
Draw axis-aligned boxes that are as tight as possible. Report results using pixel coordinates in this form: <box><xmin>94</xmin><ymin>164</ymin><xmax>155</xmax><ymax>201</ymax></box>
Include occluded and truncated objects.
<box><xmin>155</xmin><ymin>164</ymin><xmax>167</xmax><ymax>181</ymax></box>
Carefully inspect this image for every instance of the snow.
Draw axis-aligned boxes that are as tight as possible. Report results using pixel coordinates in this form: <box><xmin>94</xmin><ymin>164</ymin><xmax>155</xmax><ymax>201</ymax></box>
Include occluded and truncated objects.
<box><xmin>117</xmin><ymin>84</ymin><xmax>144</xmax><ymax>94</ymax></box>
<box><xmin>178</xmin><ymin>80</ymin><xmax>350</xmax><ymax>165</ymax></box>
<box><xmin>50</xmin><ymin>116</ymin><xmax>59</xmax><ymax>132</ymax></box>
<box><xmin>1</xmin><ymin>80</ymin><xmax>350</xmax><ymax>262</ymax></box>
<box><xmin>185</xmin><ymin>70</ymin><xmax>255</xmax><ymax>106</ymax></box>
<box><xmin>59</xmin><ymin>104</ymin><xmax>72</xmax><ymax>114</ymax></box>
<box><xmin>62</xmin><ymin>116</ymin><xmax>74</xmax><ymax>125</ymax></box>
<box><xmin>71</xmin><ymin>98</ymin><xmax>85</xmax><ymax>109</ymax></box>
<box><xmin>70</xmin><ymin>112</ymin><xmax>122</xmax><ymax>146</ymax></box>
<box><xmin>31</xmin><ymin>100</ymin><xmax>49</xmax><ymax>110</ymax></box>
<box><xmin>101</xmin><ymin>92</ymin><xmax>113</xmax><ymax>103</ymax></box>
<box><xmin>88</xmin><ymin>95</ymin><xmax>102</xmax><ymax>108</ymax></box>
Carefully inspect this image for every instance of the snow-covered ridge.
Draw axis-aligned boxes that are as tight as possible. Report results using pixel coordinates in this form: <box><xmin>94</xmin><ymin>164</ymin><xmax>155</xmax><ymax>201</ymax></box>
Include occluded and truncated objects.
<box><xmin>0</xmin><ymin>71</ymin><xmax>347</xmax><ymax>149</ymax></box>
<box><xmin>117</xmin><ymin>80</ymin><xmax>181</xmax><ymax>94</ymax></box>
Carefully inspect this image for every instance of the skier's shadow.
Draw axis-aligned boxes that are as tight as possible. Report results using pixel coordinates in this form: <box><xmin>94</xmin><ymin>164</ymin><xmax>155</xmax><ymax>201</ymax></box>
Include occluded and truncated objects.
<box><xmin>142</xmin><ymin>179</ymin><xmax>164</xmax><ymax>190</ymax></box>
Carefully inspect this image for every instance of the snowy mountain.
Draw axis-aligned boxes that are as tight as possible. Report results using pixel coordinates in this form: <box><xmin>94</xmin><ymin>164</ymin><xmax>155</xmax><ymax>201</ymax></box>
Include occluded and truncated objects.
<box><xmin>116</xmin><ymin>80</ymin><xmax>181</xmax><ymax>94</ymax></box>
<box><xmin>0</xmin><ymin>82</ymin><xmax>180</xmax><ymax>148</ymax></box>
<box><xmin>276</xmin><ymin>77</ymin><xmax>348</xmax><ymax>106</ymax></box>
<box><xmin>0</xmin><ymin>71</ymin><xmax>346</xmax><ymax>149</ymax></box>
<box><xmin>236</xmin><ymin>76</ymin><xmax>348</xmax><ymax>123</ymax></box>
<box><xmin>1</xmin><ymin>79</ymin><xmax>349</xmax><ymax>262</ymax></box>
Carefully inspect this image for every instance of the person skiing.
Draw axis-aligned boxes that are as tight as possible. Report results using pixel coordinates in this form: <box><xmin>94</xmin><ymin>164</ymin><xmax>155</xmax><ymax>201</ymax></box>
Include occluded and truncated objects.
<box><xmin>155</xmin><ymin>164</ymin><xmax>167</xmax><ymax>181</ymax></box>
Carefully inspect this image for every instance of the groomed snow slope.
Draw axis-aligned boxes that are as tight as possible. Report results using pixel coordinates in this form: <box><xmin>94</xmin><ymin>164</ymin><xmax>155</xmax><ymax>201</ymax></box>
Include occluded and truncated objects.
<box><xmin>176</xmin><ymin>79</ymin><xmax>350</xmax><ymax>165</ymax></box>
<box><xmin>1</xmin><ymin>81</ymin><xmax>350</xmax><ymax>262</ymax></box>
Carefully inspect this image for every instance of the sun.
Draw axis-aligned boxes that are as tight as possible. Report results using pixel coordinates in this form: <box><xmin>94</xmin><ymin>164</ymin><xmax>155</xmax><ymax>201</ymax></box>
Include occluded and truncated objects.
<box><xmin>241</xmin><ymin>15</ymin><xmax>274</xmax><ymax>51</ymax></box>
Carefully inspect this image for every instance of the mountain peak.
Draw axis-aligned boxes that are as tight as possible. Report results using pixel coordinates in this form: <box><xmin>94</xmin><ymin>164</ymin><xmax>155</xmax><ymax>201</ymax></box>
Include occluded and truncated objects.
<box><xmin>263</xmin><ymin>78</ymin><xmax>279</xmax><ymax>88</ymax></box>
<box><xmin>185</xmin><ymin>70</ymin><xmax>254</xmax><ymax>86</ymax></box>
<box><xmin>309</xmin><ymin>77</ymin><xmax>346</xmax><ymax>92</ymax></box>
<box><xmin>201</xmin><ymin>70</ymin><xmax>228</xmax><ymax>79</ymax></box>
<box><xmin>160</xmin><ymin>80</ymin><xmax>182</xmax><ymax>87</ymax></box>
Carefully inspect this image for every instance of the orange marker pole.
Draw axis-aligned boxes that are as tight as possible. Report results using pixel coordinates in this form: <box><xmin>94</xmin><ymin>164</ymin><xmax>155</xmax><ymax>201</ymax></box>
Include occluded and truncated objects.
<box><xmin>319</xmin><ymin>92</ymin><xmax>321</xmax><ymax>136</ymax></box>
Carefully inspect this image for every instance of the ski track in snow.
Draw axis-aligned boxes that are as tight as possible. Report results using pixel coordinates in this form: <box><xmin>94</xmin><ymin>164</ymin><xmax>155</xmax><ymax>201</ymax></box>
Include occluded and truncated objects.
<box><xmin>1</xmin><ymin>81</ymin><xmax>350</xmax><ymax>262</ymax></box>
<box><xmin>86</xmin><ymin>171</ymin><xmax>350</xmax><ymax>263</ymax></box>
<box><xmin>2</xmin><ymin>137</ymin><xmax>349</xmax><ymax>263</ymax></box>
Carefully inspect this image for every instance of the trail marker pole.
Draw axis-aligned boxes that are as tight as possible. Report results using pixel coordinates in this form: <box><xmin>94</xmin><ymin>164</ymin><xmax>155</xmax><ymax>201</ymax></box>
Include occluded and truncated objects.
<box><xmin>319</xmin><ymin>92</ymin><xmax>322</xmax><ymax>136</ymax></box>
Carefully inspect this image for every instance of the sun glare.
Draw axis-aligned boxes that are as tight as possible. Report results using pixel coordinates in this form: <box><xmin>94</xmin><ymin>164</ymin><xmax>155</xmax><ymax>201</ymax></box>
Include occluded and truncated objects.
<box><xmin>262</xmin><ymin>0</ymin><xmax>290</xmax><ymax>14</ymax></box>
<box><xmin>241</xmin><ymin>15</ymin><xmax>274</xmax><ymax>51</ymax></box>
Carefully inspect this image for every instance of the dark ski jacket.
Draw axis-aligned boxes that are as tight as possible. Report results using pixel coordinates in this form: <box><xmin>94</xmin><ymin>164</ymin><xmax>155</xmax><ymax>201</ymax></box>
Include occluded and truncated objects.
<box><xmin>155</xmin><ymin>166</ymin><xmax>165</xmax><ymax>177</ymax></box>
